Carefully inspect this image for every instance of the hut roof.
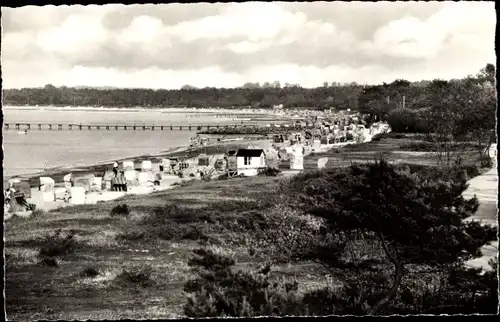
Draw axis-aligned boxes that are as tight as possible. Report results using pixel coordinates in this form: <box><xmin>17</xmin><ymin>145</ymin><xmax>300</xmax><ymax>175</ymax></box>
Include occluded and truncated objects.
<box><xmin>236</xmin><ymin>149</ymin><xmax>264</xmax><ymax>157</ymax></box>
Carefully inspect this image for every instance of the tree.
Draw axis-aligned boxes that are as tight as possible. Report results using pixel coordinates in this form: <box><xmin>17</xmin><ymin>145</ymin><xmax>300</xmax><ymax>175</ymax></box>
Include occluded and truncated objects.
<box><xmin>424</xmin><ymin>65</ymin><xmax>497</xmax><ymax>168</ymax></box>
<box><xmin>455</xmin><ymin>66</ymin><xmax>496</xmax><ymax>166</ymax></box>
<box><xmin>286</xmin><ymin>159</ymin><xmax>497</xmax><ymax>314</ymax></box>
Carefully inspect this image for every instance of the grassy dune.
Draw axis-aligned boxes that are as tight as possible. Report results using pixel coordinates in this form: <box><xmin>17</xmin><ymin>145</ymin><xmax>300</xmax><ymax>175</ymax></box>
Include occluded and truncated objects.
<box><xmin>5</xmin><ymin>135</ymin><xmax>489</xmax><ymax>319</ymax></box>
<box><xmin>5</xmin><ymin>176</ymin><xmax>335</xmax><ymax>320</ymax></box>
<box><xmin>304</xmin><ymin>137</ymin><xmax>483</xmax><ymax>170</ymax></box>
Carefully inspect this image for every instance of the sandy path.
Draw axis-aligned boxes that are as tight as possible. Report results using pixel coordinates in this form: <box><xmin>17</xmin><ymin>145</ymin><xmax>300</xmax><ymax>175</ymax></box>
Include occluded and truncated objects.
<box><xmin>464</xmin><ymin>144</ymin><xmax>498</xmax><ymax>271</ymax></box>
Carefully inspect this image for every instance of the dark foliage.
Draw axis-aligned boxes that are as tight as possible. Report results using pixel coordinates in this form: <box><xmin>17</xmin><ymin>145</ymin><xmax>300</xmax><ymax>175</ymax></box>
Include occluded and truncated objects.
<box><xmin>110</xmin><ymin>204</ymin><xmax>131</xmax><ymax>216</ymax></box>
<box><xmin>2</xmin><ymin>82</ymin><xmax>365</xmax><ymax>110</ymax></box>
<box><xmin>39</xmin><ymin>229</ymin><xmax>79</xmax><ymax>257</ymax></box>
<box><xmin>38</xmin><ymin>258</ymin><xmax>58</xmax><ymax>267</ymax></box>
<box><xmin>117</xmin><ymin>265</ymin><xmax>154</xmax><ymax>287</ymax></box>
<box><xmin>257</xmin><ymin>167</ymin><xmax>281</xmax><ymax>177</ymax></box>
<box><xmin>283</xmin><ymin>158</ymin><xmax>496</xmax><ymax>314</ymax></box>
<box><xmin>184</xmin><ymin>248</ymin><xmax>304</xmax><ymax>317</ymax></box>
<box><xmin>81</xmin><ymin>266</ymin><xmax>100</xmax><ymax>278</ymax></box>
<box><xmin>371</xmin><ymin>132</ymin><xmax>405</xmax><ymax>141</ymax></box>
<box><xmin>387</xmin><ymin>109</ymin><xmax>429</xmax><ymax>133</ymax></box>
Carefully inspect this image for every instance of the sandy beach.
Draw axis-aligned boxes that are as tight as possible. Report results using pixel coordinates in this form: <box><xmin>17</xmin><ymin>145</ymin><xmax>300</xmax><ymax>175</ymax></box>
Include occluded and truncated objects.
<box><xmin>8</xmin><ymin>136</ymin><xmax>274</xmax><ymax>188</ymax></box>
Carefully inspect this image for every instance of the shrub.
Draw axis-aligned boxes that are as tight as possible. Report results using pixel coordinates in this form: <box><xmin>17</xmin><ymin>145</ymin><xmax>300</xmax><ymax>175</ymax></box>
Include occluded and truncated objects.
<box><xmin>31</xmin><ymin>209</ymin><xmax>44</xmax><ymax>217</ymax></box>
<box><xmin>39</xmin><ymin>229</ymin><xmax>78</xmax><ymax>257</ymax></box>
<box><xmin>136</xmin><ymin>205</ymin><xmax>211</xmax><ymax>242</ymax></box>
<box><xmin>184</xmin><ymin>248</ymin><xmax>304</xmax><ymax>317</ymax></box>
<box><xmin>461</xmin><ymin>164</ymin><xmax>480</xmax><ymax>179</ymax></box>
<box><xmin>38</xmin><ymin>258</ymin><xmax>58</xmax><ymax>267</ymax></box>
<box><xmin>247</xmin><ymin>204</ymin><xmax>327</xmax><ymax>263</ymax></box>
<box><xmin>110</xmin><ymin>204</ymin><xmax>130</xmax><ymax>216</ymax></box>
<box><xmin>480</xmin><ymin>156</ymin><xmax>492</xmax><ymax>168</ymax></box>
<box><xmin>117</xmin><ymin>265</ymin><xmax>154</xmax><ymax>287</ymax></box>
<box><xmin>387</xmin><ymin>109</ymin><xmax>429</xmax><ymax>133</ymax></box>
<box><xmin>81</xmin><ymin>266</ymin><xmax>100</xmax><ymax>278</ymax></box>
<box><xmin>371</xmin><ymin>132</ymin><xmax>405</xmax><ymax>141</ymax></box>
<box><xmin>181</xmin><ymin>225</ymin><xmax>209</xmax><ymax>242</ymax></box>
<box><xmin>258</xmin><ymin>167</ymin><xmax>281</xmax><ymax>177</ymax></box>
<box><xmin>116</xmin><ymin>229</ymin><xmax>147</xmax><ymax>241</ymax></box>
<box><xmin>183</xmin><ymin>248</ymin><xmax>391</xmax><ymax>317</ymax></box>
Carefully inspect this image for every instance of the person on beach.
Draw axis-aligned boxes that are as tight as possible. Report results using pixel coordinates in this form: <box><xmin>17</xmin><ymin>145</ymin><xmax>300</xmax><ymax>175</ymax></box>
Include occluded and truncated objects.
<box><xmin>159</xmin><ymin>159</ymin><xmax>164</xmax><ymax>172</ymax></box>
<box><xmin>113</xmin><ymin>161</ymin><xmax>119</xmax><ymax>177</ymax></box>
<box><xmin>4</xmin><ymin>189</ymin><xmax>12</xmax><ymax>204</ymax></box>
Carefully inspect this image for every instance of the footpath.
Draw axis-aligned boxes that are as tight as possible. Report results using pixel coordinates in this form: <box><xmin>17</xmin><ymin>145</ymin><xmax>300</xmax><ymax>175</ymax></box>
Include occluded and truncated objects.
<box><xmin>463</xmin><ymin>144</ymin><xmax>498</xmax><ymax>271</ymax></box>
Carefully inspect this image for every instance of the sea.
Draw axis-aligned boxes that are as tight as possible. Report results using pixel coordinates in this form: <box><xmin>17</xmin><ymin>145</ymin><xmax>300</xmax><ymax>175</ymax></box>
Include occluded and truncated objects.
<box><xmin>2</xmin><ymin>107</ymin><xmax>278</xmax><ymax>179</ymax></box>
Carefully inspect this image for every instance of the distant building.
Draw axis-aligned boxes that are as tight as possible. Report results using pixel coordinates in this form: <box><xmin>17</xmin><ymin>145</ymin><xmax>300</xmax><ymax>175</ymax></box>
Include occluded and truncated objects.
<box><xmin>236</xmin><ymin>149</ymin><xmax>266</xmax><ymax>176</ymax></box>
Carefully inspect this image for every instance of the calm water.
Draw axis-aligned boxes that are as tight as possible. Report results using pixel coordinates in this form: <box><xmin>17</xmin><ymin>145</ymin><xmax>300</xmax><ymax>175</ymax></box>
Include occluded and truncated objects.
<box><xmin>2</xmin><ymin>108</ymin><xmax>270</xmax><ymax>178</ymax></box>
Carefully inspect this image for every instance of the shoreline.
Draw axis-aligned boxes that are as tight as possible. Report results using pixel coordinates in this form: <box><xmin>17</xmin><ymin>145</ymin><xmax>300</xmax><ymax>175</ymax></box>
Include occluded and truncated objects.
<box><xmin>7</xmin><ymin>145</ymin><xmax>190</xmax><ymax>185</ymax></box>
<box><xmin>7</xmin><ymin>137</ymin><xmax>272</xmax><ymax>186</ymax></box>
<box><xmin>2</xmin><ymin>105</ymin><xmax>277</xmax><ymax>114</ymax></box>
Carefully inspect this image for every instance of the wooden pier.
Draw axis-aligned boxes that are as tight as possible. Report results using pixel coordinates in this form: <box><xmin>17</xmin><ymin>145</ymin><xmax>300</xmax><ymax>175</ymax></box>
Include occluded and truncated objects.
<box><xmin>2</xmin><ymin>122</ymin><xmax>293</xmax><ymax>131</ymax></box>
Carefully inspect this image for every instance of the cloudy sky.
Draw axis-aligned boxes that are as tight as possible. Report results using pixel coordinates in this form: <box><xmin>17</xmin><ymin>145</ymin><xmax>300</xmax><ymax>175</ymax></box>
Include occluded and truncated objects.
<box><xmin>1</xmin><ymin>2</ymin><xmax>496</xmax><ymax>89</ymax></box>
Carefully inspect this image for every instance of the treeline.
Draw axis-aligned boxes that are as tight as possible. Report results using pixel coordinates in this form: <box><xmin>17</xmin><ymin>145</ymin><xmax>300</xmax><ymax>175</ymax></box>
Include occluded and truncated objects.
<box><xmin>2</xmin><ymin>83</ymin><xmax>364</xmax><ymax>110</ymax></box>
<box><xmin>2</xmin><ymin>65</ymin><xmax>494</xmax><ymax>117</ymax></box>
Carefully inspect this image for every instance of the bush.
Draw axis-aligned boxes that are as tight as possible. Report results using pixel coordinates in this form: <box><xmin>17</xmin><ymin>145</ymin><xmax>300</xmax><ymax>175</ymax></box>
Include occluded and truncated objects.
<box><xmin>110</xmin><ymin>204</ymin><xmax>131</xmax><ymax>216</ymax></box>
<box><xmin>39</xmin><ymin>229</ymin><xmax>78</xmax><ymax>257</ymax></box>
<box><xmin>184</xmin><ymin>248</ymin><xmax>392</xmax><ymax>316</ymax></box>
<box><xmin>38</xmin><ymin>258</ymin><xmax>58</xmax><ymax>267</ymax></box>
<box><xmin>132</xmin><ymin>205</ymin><xmax>211</xmax><ymax>242</ymax></box>
<box><xmin>371</xmin><ymin>132</ymin><xmax>405</xmax><ymax>141</ymax></box>
<box><xmin>402</xmin><ymin>163</ymin><xmax>480</xmax><ymax>183</ymax></box>
<box><xmin>117</xmin><ymin>265</ymin><xmax>154</xmax><ymax>287</ymax></box>
<box><xmin>184</xmin><ymin>248</ymin><xmax>304</xmax><ymax>317</ymax></box>
<box><xmin>116</xmin><ymin>229</ymin><xmax>147</xmax><ymax>241</ymax></box>
<box><xmin>81</xmin><ymin>266</ymin><xmax>100</xmax><ymax>278</ymax></box>
<box><xmin>258</xmin><ymin>167</ymin><xmax>281</xmax><ymax>177</ymax></box>
<box><xmin>387</xmin><ymin>109</ymin><xmax>429</xmax><ymax>133</ymax></box>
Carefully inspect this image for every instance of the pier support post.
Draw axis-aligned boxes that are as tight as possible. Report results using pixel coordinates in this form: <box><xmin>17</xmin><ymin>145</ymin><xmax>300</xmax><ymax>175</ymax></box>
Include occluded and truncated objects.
<box><xmin>58</xmin><ymin>124</ymin><xmax>62</xmax><ymax>130</ymax></box>
<box><xmin>79</xmin><ymin>124</ymin><xmax>82</xmax><ymax>130</ymax></box>
<box><xmin>179</xmin><ymin>126</ymin><xmax>183</xmax><ymax>130</ymax></box>
<box><xmin>124</xmin><ymin>125</ymin><xmax>127</xmax><ymax>130</ymax></box>
<box><xmin>143</xmin><ymin>125</ymin><xmax>146</xmax><ymax>130</ymax></box>
<box><xmin>197</xmin><ymin>126</ymin><xmax>202</xmax><ymax>131</ymax></box>
<box><xmin>189</xmin><ymin>126</ymin><xmax>192</xmax><ymax>131</ymax></box>
<box><xmin>161</xmin><ymin>126</ymin><xmax>164</xmax><ymax>130</ymax></box>
<box><xmin>27</xmin><ymin>124</ymin><xmax>31</xmax><ymax>130</ymax></box>
<box><xmin>106</xmin><ymin>126</ymin><xmax>110</xmax><ymax>130</ymax></box>
<box><xmin>49</xmin><ymin>125</ymin><xmax>52</xmax><ymax>130</ymax></box>
<box><xmin>207</xmin><ymin>125</ymin><xmax>210</xmax><ymax>130</ymax></box>
<box><xmin>69</xmin><ymin>124</ymin><xmax>72</xmax><ymax>130</ymax></box>
<box><xmin>170</xmin><ymin>126</ymin><xmax>173</xmax><ymax>130</ymax></box>
<box><xmin>115</xmin><ymin>125</ymin><xmax>119</xmax><ymax>130</ymax></box>
<box><xmin>97</xmin><ymin>126</ymin><xmax>100</xmax><ymax>130</ymax></box>
<box><xmin>38</xmin><ymin>124</ymin><xmax>42</xmax><ymax>130</ymax></box>
<box><xmin>15</xmin><ymin>124</ymin><xmax>20</xmax><ymax>130</ymax></box>
<box><xmin>152</xmin><ymin>126</ymin><xmax>155</xmax><ymax>131</ymax></box>
<box><xmin>5</xmin><ymin>124</ymin><xmax>9</xmax><ymax>130</ymax></box>
<box><xmin>133</xmin><ymin>125</ymin><xmax>136</xmax><ymax>130</ymax></box>
<box><xmin>88</xmin><ymin>125</ymin><xmax>92</xmax><ymax>130</ymax></box>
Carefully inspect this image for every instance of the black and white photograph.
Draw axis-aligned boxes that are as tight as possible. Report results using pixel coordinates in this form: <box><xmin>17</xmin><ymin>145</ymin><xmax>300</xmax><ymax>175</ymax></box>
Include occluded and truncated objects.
<box><xmin>2</xmin><ymin>1</ymin><xmax>498</xmax><ymax>319</ymax></box>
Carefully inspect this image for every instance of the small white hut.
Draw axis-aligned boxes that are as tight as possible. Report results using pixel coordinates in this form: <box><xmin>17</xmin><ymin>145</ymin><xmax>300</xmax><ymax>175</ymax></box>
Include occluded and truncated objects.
<box><xmin>289</xmin><ymin>146</ymin><xmax>304</xmax><ymax>170</ymax></box>
<box><xmin>236</xmin><ymin>149</ymin><xmax>266</xmax><ymax>176</ymax></box>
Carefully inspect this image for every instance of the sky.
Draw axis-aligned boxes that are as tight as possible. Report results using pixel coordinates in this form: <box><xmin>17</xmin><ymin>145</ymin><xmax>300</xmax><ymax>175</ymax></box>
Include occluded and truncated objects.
<box><xmin>1</xmin><ymin>2</ymin><xmax>496</xmax><ymax>89</ymax></box>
